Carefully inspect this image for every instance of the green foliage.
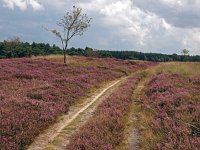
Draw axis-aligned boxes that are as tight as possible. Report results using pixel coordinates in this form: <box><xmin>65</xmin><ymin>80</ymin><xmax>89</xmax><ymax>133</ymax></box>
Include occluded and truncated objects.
<box><xmin>182</xmin><ymin>49</ymin><xmax>190</xmax><ymax>55</ymax></box>
<box><xmin>0</xmin><ymin>41</ymin><xmax>62</xmax><ymax>58</ymax></box>
<box><xmin>66</xmin><ymin>48</ymin><xmax>200</xmax><ymax>62</ymax></box>
<box><xmin>48</xmin><ymin>5</ymin><xmax>91</xmax><ymax>63</ymax></box>
<box><xmin>1</xmin><ymin>40</ymin><xmax>200</xmax><ymax>62</ymax></box>
<box><xmin>84</xmin><ymin>47</ymin><xmax>94</xmax><ymax>57</ymax></box>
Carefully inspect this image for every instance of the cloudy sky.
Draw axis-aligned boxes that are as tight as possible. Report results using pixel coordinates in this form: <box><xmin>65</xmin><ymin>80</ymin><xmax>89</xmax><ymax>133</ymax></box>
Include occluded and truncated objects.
<box><xmin>1</xmin><ymin>0</ymin><xmax>200</xmax><ymax>55</ymax></box>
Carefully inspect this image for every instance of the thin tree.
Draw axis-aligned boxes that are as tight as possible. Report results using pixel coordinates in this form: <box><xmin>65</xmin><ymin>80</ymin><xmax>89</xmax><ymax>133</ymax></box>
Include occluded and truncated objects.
<box><xmin>4</xmin><ymin>36</ymin><xmax>21</xmax><ymax>58</ymax></box>
<box><xmin>182</xmin><ymin>49</ymin><xmax>189</xmax><ymax>56</ymax></box>
<box><xmin>47</xmin><ymin>6</ymin><xmax>91</xmax><ymax>64</ymax></box>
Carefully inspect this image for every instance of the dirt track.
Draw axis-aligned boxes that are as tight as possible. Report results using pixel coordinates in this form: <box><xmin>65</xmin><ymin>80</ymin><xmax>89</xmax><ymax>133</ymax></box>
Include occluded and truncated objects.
<box><xmin>27</xmin><ymin>77</ymin><xmax>126</xmax><ymax>150</ymax></box>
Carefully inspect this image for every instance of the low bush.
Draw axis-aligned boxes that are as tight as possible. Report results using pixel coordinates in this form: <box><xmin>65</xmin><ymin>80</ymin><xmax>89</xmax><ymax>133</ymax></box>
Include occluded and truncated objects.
<box><xmin>142</xmin><ymin>74</ymin><xmax>200</xmax><ymax>149</ymax></box>
<box><xmin>0</xmin><ymin>57</ymin><xmax>154</xmax><ymax>149</ymax></box>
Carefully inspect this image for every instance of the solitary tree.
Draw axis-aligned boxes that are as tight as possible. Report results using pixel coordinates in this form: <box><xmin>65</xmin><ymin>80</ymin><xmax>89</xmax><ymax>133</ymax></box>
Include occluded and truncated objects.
<box><xmin>47</xmin><ymin>6</ymin><xmax>91</xmax><ymax>63</ymax></box>
<box><xmin>182</xmin><ymin>49</ymin><xmax>189</xmax><ymax>56</ymax></box>
<box><xmin>85</xmin><ymin>47</ymin><xmax>94</xmax><ymax>57</ymax></box>
<box><xmin>4</xmin><ymin>36</ymin><xmax>21</xmax><ymax>58</ymax></box>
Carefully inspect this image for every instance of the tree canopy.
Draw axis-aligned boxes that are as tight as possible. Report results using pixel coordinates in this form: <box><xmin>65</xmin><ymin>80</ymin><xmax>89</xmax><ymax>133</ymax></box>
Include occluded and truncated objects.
<box><xmin>48</xmin><ymin>6</ymin><xmax>91</xmax><ymax>63</ymax></box>
<box><xmin>0</xmin><ymin>41</ymin><xmax>62</xmax><ymax>58</ymax></box>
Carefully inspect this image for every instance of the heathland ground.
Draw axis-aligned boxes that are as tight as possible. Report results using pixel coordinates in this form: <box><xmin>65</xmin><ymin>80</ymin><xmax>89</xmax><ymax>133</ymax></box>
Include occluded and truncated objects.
<box><xmin>0</xmin><ymin>55</ymin><xmax>199</xmax><ymax>150</ymax></box>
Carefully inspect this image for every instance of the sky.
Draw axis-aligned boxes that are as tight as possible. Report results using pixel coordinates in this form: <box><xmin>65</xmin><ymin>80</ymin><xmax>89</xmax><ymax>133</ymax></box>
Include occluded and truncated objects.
<box><xmin>1</xmin><ymin>0</ymin><xmax>200</xmax><ymax>55</ymax></box>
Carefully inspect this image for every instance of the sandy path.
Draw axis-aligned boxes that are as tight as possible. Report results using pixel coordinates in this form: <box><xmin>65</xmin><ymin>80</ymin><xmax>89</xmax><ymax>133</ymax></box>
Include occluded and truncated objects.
<box><xmin>27</xmin><ymin>77</ymin><xmax>126</xmax><ymax>150</ymax></box>
<box><xmin>128</xmin><ymin>81</ymin><xmax>146</xmax><ymax>150</ymax></box>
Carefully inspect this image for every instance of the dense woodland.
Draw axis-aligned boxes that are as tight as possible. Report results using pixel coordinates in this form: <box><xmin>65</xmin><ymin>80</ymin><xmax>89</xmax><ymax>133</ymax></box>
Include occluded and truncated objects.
<box><xmin>0</xmin><ymin>41</ymin><xmax>62</xmax><ymax>58</ymax></box>
<box><xmin>0</xmin><ymin>41</ymin><xmax>200</xmax><ymax>62</ymax></box>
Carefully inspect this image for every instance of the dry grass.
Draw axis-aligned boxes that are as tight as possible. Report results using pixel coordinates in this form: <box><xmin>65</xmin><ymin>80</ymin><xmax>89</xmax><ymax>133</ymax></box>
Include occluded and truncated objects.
<box><xmin>32</xmin><ymin>55</ymin><xmax>72</xmax><ymax>64</ymax></box>
<box><xmin>133</xmin><ymin>71</ymin><xmax>162</xmax><ymax>150</ymax></box>
<box><xmin>153</xmin><ymin>62</ymin><xmax>200</xmax><ymax>77</ymax></box>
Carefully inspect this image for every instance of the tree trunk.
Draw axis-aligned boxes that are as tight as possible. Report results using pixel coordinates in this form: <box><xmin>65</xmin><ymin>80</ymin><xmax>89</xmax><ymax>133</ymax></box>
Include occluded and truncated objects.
<box><xmin>63</xmin><ymin>42</ymin><xmax>68</xmax><ymax>64</ymax></box>
<box><xmin>64</xmin><ymin>49</ymin><xmax>66</xmax><ymax>64</ymax></box>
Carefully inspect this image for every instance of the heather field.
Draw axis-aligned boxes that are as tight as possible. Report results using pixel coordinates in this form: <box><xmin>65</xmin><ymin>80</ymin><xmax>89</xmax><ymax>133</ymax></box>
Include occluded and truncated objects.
<box><xmin>1</xmin><ymin>57</ymin><xmax>199</xmax><ymax>150</ymax></box>
<box><xmin>0</xmin><ymin>56</ymin><xmax>154</xmax><ymax>150</ymax></box>
<box><xmin>137</xmin><ymin>62</ymin><xmax>200</xmax><ymax>150</ymax></box>
<box><xmin>2</xmin><ymin>1</ymin><xmax>200</xmax><ymax>150</ymax></box>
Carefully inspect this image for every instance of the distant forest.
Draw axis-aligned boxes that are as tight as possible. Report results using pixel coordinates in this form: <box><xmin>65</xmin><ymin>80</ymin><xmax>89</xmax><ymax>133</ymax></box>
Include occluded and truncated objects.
<box><xmin>68</xmin><ymin>47</ymin><xmax>200</xmax><ymax>62</ymax></box>
<box><xmin>0</xmin><ymin>41</ymin><xmax>200</xmax><ymax>62</ymax></box>
<box><xmin>0</xmin><ymin>41</ymin><xmax>62</xmax><ymax>58</ymax></box>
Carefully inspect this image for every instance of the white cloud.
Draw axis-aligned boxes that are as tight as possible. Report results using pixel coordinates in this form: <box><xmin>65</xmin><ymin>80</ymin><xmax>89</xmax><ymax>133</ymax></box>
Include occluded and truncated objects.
<box><xmin>80</xmin><ymin>0</ymin><xmax>171</xmax><ymax>47</ymax></box>
<box><xmin>160</xmin><ymin>0</ymin><xmax>183</xmax><ymax>7</ymax></box>
<box><xmin>78</xmin><ymin>0</ymin><xmax>200</xmax><ymax>54</ymax></box>
<box><xmin>29</xmin><ymin>0</ymin><xmax>43</xmax><ymax>10</ymax></box>
<box><xmin>2</xmin><ymin>0</ymin><xmax>43</xmax><ymax>11</ymax></box>
<box><xmin>181</xmin><ymin>29</ymin><xmax>200</xmax><ymax>52</ymax></box>
<box><xmin>79</xmin><ymin>0</ymin><xmax>108</xmax><ymax>12</ymax></box>
<box><xmin>100</xmin><ymin>1</ymin><xmax>151</xmax><ymax>45</ymax></box>
<box><xmin>1</xmin><ymin>0</ymin><xmax>200</xmax><ymax>54</ymax></box>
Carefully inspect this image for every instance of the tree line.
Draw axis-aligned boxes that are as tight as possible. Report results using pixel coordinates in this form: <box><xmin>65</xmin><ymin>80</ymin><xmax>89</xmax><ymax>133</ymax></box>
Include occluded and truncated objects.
<box><xmin>0</xmin><ymin>40</ymin><xmax>200</xmax><ymax>62</ymax></box>
<box><xmin>67</xmin><ymin>47</ymin><xmax>200</xmax><ymax>62</ymax></box>
<box><xmin>0</xmin><ymin>38</ymin><xmax>62</xmax><ymax>58</ymax></box>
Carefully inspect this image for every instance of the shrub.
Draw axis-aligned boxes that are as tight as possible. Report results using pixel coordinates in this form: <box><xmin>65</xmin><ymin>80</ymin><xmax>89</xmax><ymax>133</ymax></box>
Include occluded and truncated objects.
<box><xmin>0</xmin><ymin>57</ymin><xmax>154</xmax><ymax>149</ymax></box>
<box><xmin>142</xmin><ymin>74</ymin><xmax>200</xmax><ymax>149</ymax></box>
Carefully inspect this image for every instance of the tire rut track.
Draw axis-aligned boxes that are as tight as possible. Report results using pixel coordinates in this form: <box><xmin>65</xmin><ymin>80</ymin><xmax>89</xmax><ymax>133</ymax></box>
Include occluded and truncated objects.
<box><xmin>27</xmin><ymin>77</ymin><xmax>126</xmax><ymax>150</ymax></box>
<box><xmin>116</xmin><ymin>70</ymin><xmax>151</xmax><ymax>150</ymax></box>
<box><xmin>127</xmin><ymin>73</ymin><xmax>150</xmax><ymax>150</ymax></box>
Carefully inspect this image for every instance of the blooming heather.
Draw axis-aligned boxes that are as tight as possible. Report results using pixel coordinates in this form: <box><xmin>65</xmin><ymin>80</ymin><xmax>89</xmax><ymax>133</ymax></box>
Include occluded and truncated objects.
<box><xmin>143</xmin><ymin>74</ymin><xmax>200</xmax><ymax>149</ymax></box>
<box><xmin>0</xmin><ymin>57</ymin><xmax>154</xmax><ymax>149</ymax></box>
